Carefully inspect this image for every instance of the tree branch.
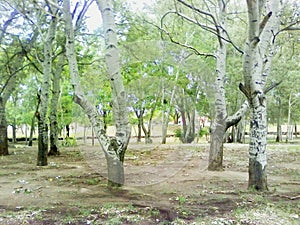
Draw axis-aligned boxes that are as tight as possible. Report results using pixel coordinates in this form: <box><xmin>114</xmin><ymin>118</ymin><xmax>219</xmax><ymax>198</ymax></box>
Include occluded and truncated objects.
<box><xmin>75</xmin><ymin>0</ymin><xmax>94</xmax><ymax>30</ymax></box>
<box><xmin>160</xmin><ymin>25</ymin><xmax>216</xmax><ymax>58</ymax></box>
<box><xmin>174</xmin><ymin>1</ymin><xmax>243</xmax><ymax>53</ymax></box>
<box><xmin>264</xmin><ymin>80</ymin><xmax>282</xmax><ymax>94</ymax></box>
<box><xmin>273</xmin><ymin>20</ymin><xmax>300</xmax><ymax>43</ymax></box>
<box><xmin>239</xmin><ymin>83</ymin><xmax>251</xmax><ymax>100</ymax></box>
<box><xmin>226</xmin><ymin>100</ymin><xmax>249</xmax><ymax>129</ymax></box>
<box><xmin>177</xmin><ymin>0</ymin><xmax>218</xmax><ymax>28</ymax></box>
<box><xmin>259</xmin><ymin>11</ymin><xmax>272</xmax><ymax>35</ymax></box>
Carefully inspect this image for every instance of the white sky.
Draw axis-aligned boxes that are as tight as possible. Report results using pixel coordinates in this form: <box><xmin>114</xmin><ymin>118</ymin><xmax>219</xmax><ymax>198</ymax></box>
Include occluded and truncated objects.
<box><xmin>85</xmin><ymin>0</ymin><xmax>153</xmax><ymax>31</ymax></box>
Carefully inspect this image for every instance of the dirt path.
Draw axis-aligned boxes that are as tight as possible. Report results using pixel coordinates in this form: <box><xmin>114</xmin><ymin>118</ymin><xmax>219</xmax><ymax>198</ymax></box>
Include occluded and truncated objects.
<box><xmin>0</xmin><ymin>142</ymin><xmax>299</xmax><ymax>224</ymax></box>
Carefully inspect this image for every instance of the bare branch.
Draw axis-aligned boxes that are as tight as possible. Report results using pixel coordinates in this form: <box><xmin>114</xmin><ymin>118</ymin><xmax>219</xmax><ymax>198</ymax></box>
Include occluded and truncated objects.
<box><xmin>259</xmin><ymin>11</ymin><xmax>272</xmax><ymax>35</ymax></box>
<box><xmin>174</xmin><ymin>0</ymin><xmax>243</xmax><ymax>53</ymax></box>
<box><xmin>177</xmin><ymin>0</ymin><xmax>219</xmax><ymax>27</ymax></box>
<box><xmin>155</xmin><ymin>15</ymin><xmax>216</xmax><ymax>58</ymax></box>
<box><xmin>264</xmin><ymin>80</ymin><xmax>282</xmax><ymax>94</ymax></box>
<box><xmin>226</xmin><ymin>100</ymin><xmax>249</xmax><ymax>129</ymax></box>
<box><xmin>239</xmin><ymin>83</ymin><xmax>251</xmax><ymax>100</ymax></box>
<box><xmin>273</xmin><ymin>20</ymin><xmax>300</xmax><ymax>42</ymax></box>
<box><xmin>75</xmin><ymin>0</ymin><xmax>94</xmax><ymax>29</ymax></box>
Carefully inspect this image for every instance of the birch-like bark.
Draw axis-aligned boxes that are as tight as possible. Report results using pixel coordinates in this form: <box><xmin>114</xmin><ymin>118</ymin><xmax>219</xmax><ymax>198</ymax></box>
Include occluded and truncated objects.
<box><xmin>209</xmin><ymin>0</ymin><xmax>251</xmax><ymax>170</ymax></box>
<box><xmin>37</xmin><ymin>15</ymin><xmax>57</xmax><ymax>166</ymax></box>
<box><xmin>176</xmin><ymin>94</ymin><xmax>196</xmax><ymax>143</ymax></box>
<box><xmin>64</xmin><ymin>0</ymin><xmax>130</xmax><ymax>187</ymax></box>
<box><xmin>161</xmin><ymin>51</ymin><xmax>185</xmax><ymax>144</ymax></box>
<box><xmin>144</xmin><ymin>104</ymin><xmax>156</xmax><ymax>144</ymax></box>
<box><xmin>96</xmin><ymin>0</ymin><xmax>131</xmax><ymax>152</ymax></box>
<box><xmin>242</xmin><ymin>0</ymin><xmax>281</xmax><ymax>190</ymax></box>
<box><xmin>286</xmin><ymin>93</ymin><xmax>294</xmax><ymax>142</ymax></box>
<box><xmin>208</xmin><ymin>0</ymin><xmax>228</xmax><ymax>171</ymax></box>
<box><xmin>161</xmin><ymin>78</ymin><xmax>178</xmax><ymax>144</ymax></box>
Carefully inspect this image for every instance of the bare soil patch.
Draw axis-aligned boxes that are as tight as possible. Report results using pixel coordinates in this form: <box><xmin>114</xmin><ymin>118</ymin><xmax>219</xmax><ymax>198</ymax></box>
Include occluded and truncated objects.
<box><xmin>0</xmin><ymin>141</ymin><xmax>299</xmax><ymax>224</ymax></box>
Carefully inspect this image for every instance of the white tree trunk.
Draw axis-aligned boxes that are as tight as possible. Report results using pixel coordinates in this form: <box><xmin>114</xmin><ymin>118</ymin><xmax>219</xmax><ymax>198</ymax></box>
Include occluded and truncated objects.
<box><xmin>241</xmin><ymin>0</ymin><xmax>281</xmax><ymax>191</ymax></box>
<box><xmin>37</xmin><ymin>15</ymin><xmax>57</xmax><ymax>166</ymax></box>
<box><xmin>161</xmin><ymin>63</ymin><xmax>180</xmax><ymax>144</ymax></box>
<box><xmin>63</xmin><ymin>0</ymin><xmax>130</xmax><ymax>187</ymax></box>
<box><xmin>96</xmin><ymin>0</ymin><xmax>131</xmax><ymax>145</ymax></box>
<box><xmin>208</xmin><ymin>0</ymin><xmax>228</xmax><ymax>170</ymax></box>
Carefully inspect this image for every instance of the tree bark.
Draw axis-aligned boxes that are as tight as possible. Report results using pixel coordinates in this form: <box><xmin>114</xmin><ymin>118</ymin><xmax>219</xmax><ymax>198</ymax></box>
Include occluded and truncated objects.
<box><xmin>28</xmin><ymin>96</ymin><xmax>40</xmax><ymax>147</ymax></box>
<box><xmin>286</xmin><ymin>93</ymin><xmax>293</xmax><ymax>142</ymax></box>
<box><xmin>0</xmin><ymin>58</ymin><xmax>19</xmax><ymax>155</ymax></box>
<box><xmin>161</xmin><ymin>51</ymin><xmax>185</xmax><ymax>144</ymax></box>
<box><xmin>135</xmin><ymin>110</ymin><xmax>143</xmax><ymax>142</ymax></box>
<box><xmin>48</xmin><ymin>53</ymin><xmax>64</xmax><ymax>156</ymax></box>
<box><xmin>275</xmin><ymin>98</ymin><xmax>282</xmax><ymax>142</ymax></box>
<box><xmin>0</xmin><ymin>98</ymin><xmax>8</xmax><ymax>156</ymax></box>
<box><xmin>37</xmin><ymin>14</ymin><xmax>57</xmax><ymax>166</ymax></box>
<box><xmin>96</xmin><ymin>0</ymin><xmax>131</xmax><ymax>186</ymax></box>
<box><xmin>242</xmin><ymin>0</ymin><xmax>281</xmax><ymax>191</ymax></box>
<box><xmin>12</xmin><ymin>121</ymin><xmax>17</xmax><ymax>143</ymax></box>
<box><xmin>36</xmin><ymin>111</ymin><xmax>48</xmax><ymax>166</ymax></box>
<box><xmin>63</xmin><ymin>0</ymin><xmax>130</xmax><ymax>187</ymax></box>
<box><xmin>208</xmin><ymin>0</ymin><xmax>228</xmax><ymax>171</ymax></box>
<box><xmin>236</xmin><ymin>119</ymin><xmax>246</xmax><ymax>143</ymax></box>
<box><xmin>143</xmin><ymin>107</ymin><xmax>155</xmax><ymax>144</ymax></box>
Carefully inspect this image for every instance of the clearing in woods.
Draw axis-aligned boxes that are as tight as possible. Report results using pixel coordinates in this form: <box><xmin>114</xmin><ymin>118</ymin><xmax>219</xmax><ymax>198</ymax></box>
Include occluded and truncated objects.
<box><xmin>0</xmin><ymin>137</ymin><xmax>299</xmax><ymax>224</ymax></box>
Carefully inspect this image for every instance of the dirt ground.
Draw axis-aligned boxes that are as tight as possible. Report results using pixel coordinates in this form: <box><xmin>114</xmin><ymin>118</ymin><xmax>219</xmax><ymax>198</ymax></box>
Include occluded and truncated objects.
<box><xmin>0</xmin><ymin>138</ymin><xmax>299</xmax><ymax>224</ymax></box>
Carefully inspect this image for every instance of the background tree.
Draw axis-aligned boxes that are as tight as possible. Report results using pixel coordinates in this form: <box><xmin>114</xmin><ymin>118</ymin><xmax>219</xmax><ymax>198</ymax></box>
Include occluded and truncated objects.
<box><xmin>0</xmin><ymin>7</ymin><xmax>20</xmax><ymax>155</ymax></box>
<box><xmin>127</xmin><ymin>73</ymin><xmax>161</xmax><ymax>143</ymax></box>
<box><xmin>36</xmin><ymin>4</ymin><xmax>58</xmax><ymax>166</ymax></box>
<box><xmin>159</xmin><ymin>0</ymin><xmax>248</xmax><ymax>169</ymax></box>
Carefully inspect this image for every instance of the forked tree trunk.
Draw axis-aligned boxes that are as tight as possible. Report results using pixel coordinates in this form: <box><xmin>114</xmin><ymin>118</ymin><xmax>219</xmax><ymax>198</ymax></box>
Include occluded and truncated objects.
<box><xmin>37</xmin><ymin>14</ymin><xmax>57</xmax><ymax>166</ymax></box>
<box><xmin>97</xmin><ymin>0</ymin><xmax>131</xmax><ymax>186</ymax></box>
<box><xmin>142</xmin><ymin>110</ymin><xmax>154</xmax><ymax>144</ymax></box>
<box><xmin>161</xmin><ymin>51</ymin><xmax>185</xmax><ymax>144</ymax></box>
<box><xmin>144</xmin><ymin>107</ymin><xmax>155</xmax><ymax>144</ymax></box>
<box><xmin>183</xmin><ymin>110</ymin><xmax>196</xmax><ymax>143</ymax></box>
<box><xmin>241</xmin><ymin>0</ymin><xmax>281</xmax><ymax>191</ymax></box>
<box><xmin>63</xmin><ymin>0</ymin><xmax>130</xmax><ymax>187</ymax></box>
<box><xmin>0</xmin><ymin>98</ymin><xmax>8</xmax><ymax>156</ymax></box>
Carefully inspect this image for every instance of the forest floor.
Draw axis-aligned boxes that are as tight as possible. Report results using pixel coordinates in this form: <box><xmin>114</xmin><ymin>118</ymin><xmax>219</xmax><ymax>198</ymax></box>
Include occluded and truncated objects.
<box><xmin>0</xmin><ymin>137</ymin><xmax>299</xmax><ymax>224</ymax></box>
